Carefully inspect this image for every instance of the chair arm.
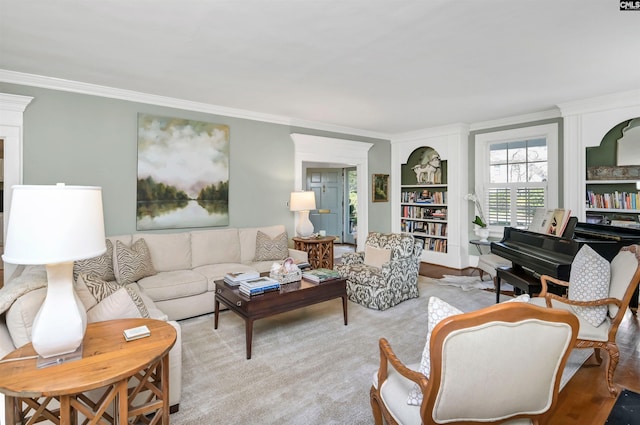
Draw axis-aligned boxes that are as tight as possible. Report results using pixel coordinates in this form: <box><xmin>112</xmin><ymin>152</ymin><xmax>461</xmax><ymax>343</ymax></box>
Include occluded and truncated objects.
<box><xmin>543</xmin><ymin>293</ymin><xmax>621</xmax><ymax>309</ymax></box>
<box><xmin>540</xmin><ymin>274</ymin><xmax>622</xmax><ymax>310</ymax></box>
<box><xmin>539</xmin><ymin>274</ymin><xmax>569</xmax><ymax>297</ymax></box>
<box><xmin>378</xmin><ymin>338</ymin><xmax>429</xmax><ymax>392</ymax></box>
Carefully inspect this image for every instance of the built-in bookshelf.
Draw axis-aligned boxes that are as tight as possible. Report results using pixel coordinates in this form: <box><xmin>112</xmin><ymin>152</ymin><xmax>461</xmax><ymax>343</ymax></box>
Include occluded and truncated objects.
<box><xmin>585</xmin><ymin>118</ymin><xmax>640</xmax><ymax>225</ymax></box>
<box><xmin>399</xmin><ymin>145</ymin><xmax>448</xmax><ymax>253</ymax></box>
<box><xmin>400</xmin><ymin>186</ymin><xmax>448</xmax><ymax>252</ymax></box>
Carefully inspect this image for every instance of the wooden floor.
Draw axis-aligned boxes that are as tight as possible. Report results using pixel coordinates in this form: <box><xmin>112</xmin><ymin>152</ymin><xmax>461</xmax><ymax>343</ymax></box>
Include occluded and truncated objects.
<box><xmin>422</xmin><ymin>263</ymin><xmax>640</xmax><ymax>424</ymax></box>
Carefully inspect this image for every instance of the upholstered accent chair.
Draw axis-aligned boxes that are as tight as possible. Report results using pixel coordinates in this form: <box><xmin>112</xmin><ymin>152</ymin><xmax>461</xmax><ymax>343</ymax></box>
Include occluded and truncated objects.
<box><xmin>370</xmin><ymin>301</ymin><xmax>579</xmax><ymax>425</ymax></box>
<box><xmin>336</xmin><ymin>232</ymin><xmax>423</xmax><ymax>310</ymax></box>
<box><xmin>529</xmin><ymin>244</ymin><xmax>640</xmax><ymax>396</ymax></box>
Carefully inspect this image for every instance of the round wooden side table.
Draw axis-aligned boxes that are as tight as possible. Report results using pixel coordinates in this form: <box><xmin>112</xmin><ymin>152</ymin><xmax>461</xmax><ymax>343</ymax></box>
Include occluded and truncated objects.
<box><xmin>293</xmin><ymin>236</ymin><xmax>335</xmax><ymax>269</ymax></box>
<box><xmin>0</xmin><ymin>318</ymin><xmax>176</xmax><ymax>425</ymax></box>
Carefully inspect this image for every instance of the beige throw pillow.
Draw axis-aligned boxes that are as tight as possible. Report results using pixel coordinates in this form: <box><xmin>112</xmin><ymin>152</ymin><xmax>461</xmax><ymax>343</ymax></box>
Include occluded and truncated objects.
<box><xmin>114</xmin><ymin>239</ymin><xmax>157</xmax><ymax>285</ymax></box>
<box><xmin>254</xmin><ymin>231</ymin><xmax>289</xmax><ymax>261</ymax></box>
<box><xmin>77</xmin><ymin>273</ymin><xmax>150</xmax><ymax>321</ymax></box>
<box><xmin>87</xmin><ymin>285</ymin><xmax>150</xmax><ymax>322</ymax></box>
<box><xmin>364</xmin><ymin>245</ymin><xmax>391</xmax><ymax>268</ymax></box>
<box><xmin>408</xmin><ymin>296</ymin><xmax>462</xmax><ymax>406</ymax></box>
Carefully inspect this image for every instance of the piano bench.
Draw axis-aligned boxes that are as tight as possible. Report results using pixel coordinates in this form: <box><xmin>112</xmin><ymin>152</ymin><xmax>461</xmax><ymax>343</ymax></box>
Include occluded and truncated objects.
<box><xmin>495</xmin><ymin>266</ymin><xmax>543</xmax><ymax>303</ymax></box>
<box><xmin>477</xmin><ymin>253</ymin><xmax>512</xmax><ymax>281</ymax></box>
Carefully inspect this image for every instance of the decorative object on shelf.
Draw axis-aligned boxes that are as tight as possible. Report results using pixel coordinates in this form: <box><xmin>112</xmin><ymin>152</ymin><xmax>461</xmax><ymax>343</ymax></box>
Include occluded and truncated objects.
<box><xmin>587</xmin><ymin>165</ymin><xmax>640</xmax><ymax>180</ymax></box>
<box><xmin>465</xmin><ymin>192</ymin><xmax>487</xmax><ymax>228</ymax></box>
<box><xmin>372</xmin><ymin>174</ymin><xmax>389</xmax><ymax>202</ymax></box>
<box><xmin>412</xmin><ymin>148</ymin><xmax>442</xmax><ymax>184</ymax></box>
<box><xmin>290</xmin><ymin>191</ymin><xmax>316</xmax><ymax>237</ymax></box>
<box><xmin>270</xmin><ymin>257</ymin><xmax>302</xmax><ymax>284</ymax></box>
<box><xmin>465</xmin><ymin>192</ymin><xmax>489</xmax><ymax>241</ymax></box>
<box><xmin>137</xmin><ymin>113</ymin><xmax>230</xmax><ymax>231</ymax></box>
<box><xmin>2</xmin><ymin>184</ymin><xmax>106</xmax><ymax>362</ymax></box>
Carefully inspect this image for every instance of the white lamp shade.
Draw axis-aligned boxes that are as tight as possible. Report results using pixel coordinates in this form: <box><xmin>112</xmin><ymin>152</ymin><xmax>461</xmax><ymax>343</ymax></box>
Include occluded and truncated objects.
<box><xmin>289</xmin><ymin>191</ymin><xmax>316</xmax><ymax>212</ymax></box>
<box><xmin>3</xmin><ymin>184</ymin><xmax>106</xmax><ymax>264</ymax></box>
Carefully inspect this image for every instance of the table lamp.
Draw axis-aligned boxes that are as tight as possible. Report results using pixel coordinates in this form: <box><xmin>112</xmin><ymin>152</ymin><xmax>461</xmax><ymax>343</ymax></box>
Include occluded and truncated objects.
<box><xmin>2</xmin><ymin>184</ymin><xmax>106</xmax><ymax>363</ymax></box>
<box><xmin>290</xmin><ymin>191</ymin><xmax>316</xmax><ymax>237</ymax></box>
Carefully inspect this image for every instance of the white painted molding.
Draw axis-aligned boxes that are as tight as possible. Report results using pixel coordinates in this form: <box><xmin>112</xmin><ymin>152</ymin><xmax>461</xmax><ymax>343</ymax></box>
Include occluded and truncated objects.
<box><xmin>291</xmin><ymin>133</ymin><xmax>373</xmax><ymax>251</ymax></box>
<box><xmin>392</xmin><ymin>123</ymin><xmax>469</xmax><ymax>144</ymax></box>
<box><xmin>558</xmin><ymin>89</ymin><xmax>640</xmax><ymax>117</ymax></box>
<box><xmin>469</xmin><ymin>108</ymin><xmax>561</xmax><ymax>132</ymax></box>
<box><xmin>0</xmin><ymin>69</ymin><xmax>390</xmax><ymax>140</ymax></box>
<box><xmin>0</xmin><ymin>92</ymin><xmax>33</xmax><ymax>280</ymax></box>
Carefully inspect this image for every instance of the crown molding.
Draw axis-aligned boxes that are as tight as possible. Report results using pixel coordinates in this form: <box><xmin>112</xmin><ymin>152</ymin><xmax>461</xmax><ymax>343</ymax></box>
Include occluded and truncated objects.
<box><xmin>558</xmin><ymin>89</ymin><xmax>640</xmax><ymax>117</ymax></box>
<box><xmin>391</xmin><ymin>122</ymin><xmax>469</xmax><ymax>144</ymax></box>
<box><xmin>0</xmin><ymin>92</ymin><xmax>34</xmax><ymax>113</ymax></box>
<box><xmin>469</xmin><ymin>108</ymin><xmax>561</xmax><ymax>132</ymax></box>
<box><xmin>0</xmin><ymin>69</ymin><xmax>390</xmax><ymax>140</ymax></box>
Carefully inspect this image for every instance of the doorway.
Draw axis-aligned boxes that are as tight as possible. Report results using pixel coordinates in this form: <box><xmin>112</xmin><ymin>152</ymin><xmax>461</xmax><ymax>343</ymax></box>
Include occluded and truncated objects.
<box><xmin>305</xmin><ymin>167</ymin><xmax>357</xmax><ymax>245</ymax></box>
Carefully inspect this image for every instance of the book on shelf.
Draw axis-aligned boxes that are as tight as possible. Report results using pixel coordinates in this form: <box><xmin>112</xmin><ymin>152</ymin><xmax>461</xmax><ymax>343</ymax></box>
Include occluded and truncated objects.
<box><xmin>223</xmin><ymin>270</ymin><xmax>260</xmax><ymax>286</ymax></box>
<box><xmin>528</xmin><ymin>208</ymin><xmax>572</xmax><ymax>237</ymax></box>
<box><xmin>302</xmin><ymin>268</ymin><xmax>341</xmax><ymax>283</ymax></box>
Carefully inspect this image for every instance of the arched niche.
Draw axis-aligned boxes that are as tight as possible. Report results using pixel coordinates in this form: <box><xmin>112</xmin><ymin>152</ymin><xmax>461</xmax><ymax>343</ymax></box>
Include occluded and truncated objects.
<box><xmin>586</xmin><ymin>117</ymin><xmax>640</xmax><ymax>178</ymax></box>
<box><xmin>401</xmin><ymin>146</ymin><xmax>447</xmax><ymax>185</ymax></box>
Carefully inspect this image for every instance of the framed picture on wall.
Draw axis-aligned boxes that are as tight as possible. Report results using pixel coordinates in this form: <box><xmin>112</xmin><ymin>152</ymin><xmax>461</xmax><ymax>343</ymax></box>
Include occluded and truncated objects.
<box><xmin>372</xmin><ymin>174</ymin><xmax>389</xmax><ymax>202</ymax></box>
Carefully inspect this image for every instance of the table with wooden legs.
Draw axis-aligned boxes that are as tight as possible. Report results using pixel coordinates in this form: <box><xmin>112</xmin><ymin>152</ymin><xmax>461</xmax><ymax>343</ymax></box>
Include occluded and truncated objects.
<box><xmin>0</xmin><ymin>318</ymin><xmax>176</xmax><ymax>425</ymax></box>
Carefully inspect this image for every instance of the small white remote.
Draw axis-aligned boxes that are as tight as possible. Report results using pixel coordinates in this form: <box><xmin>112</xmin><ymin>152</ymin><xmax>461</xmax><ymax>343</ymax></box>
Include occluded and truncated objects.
<box><xmin>123</xmin><ymin>325</ymin><xmax>151</xmax><ymax>341</ymax></box>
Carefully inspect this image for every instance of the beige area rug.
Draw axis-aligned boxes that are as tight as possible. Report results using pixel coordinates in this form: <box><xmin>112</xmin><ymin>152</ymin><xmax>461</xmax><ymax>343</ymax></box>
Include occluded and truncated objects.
<box><xmin>171</xmin><ymin>277</ymin><xmax>591</xmax><ymax>425</ymax></box>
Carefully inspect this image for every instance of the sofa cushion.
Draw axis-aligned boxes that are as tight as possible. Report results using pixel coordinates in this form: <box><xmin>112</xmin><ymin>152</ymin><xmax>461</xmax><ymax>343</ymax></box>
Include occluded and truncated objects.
<box><xmin>133</xmin><ymin>233</ymin><xmax>192</xmax><ymax>272</ymax></box>
<box><xmin>6</xmin><ymin>287</ymin><xmax>47</xmax><ymax>348</ymax></box>
<box><xmin>568</xmin><ymin>245</ymin><xmax>610</xmax><ymax>327</ymax></box>
<box><xmin>114</xmin><ymin>239</ymin><xmax>157</xmax><ymax>285</ymax></box>
<box><xmin>87</xmin><ymin>284</ymin><xmax>150</xmax><ymax>322</ymax></box>
<box><xmin>191</xmin><ymin>228</ymin><xmax>241</xmax><ymax>267</ymax></box>
<box><xmin>137</xmin><ymin>270</ymin><xmax>208</xmax><ymax>301</ymax></box>
<box><xmin>0</xmin><ymin>265</ymin><xmax>47</xmax><ymax>315</ymax></box>
<box><xmin>408</xmin><ymin>296</ymin><xmax>462</xmax><ymax>406</ymax></box>
<box><xmin>73</xmin><ymin>239</ymin><xmax>115</xmax><ymax>282</ymax></box>
<box><xmin>239</xmin><ymin>225</ymin><xmax>287</xmax><ymax>263</ymax></box>
<box><xmin>254</xmin><ymin>230</ymin><xmax>289</xmax><ymax>261</ymax></box>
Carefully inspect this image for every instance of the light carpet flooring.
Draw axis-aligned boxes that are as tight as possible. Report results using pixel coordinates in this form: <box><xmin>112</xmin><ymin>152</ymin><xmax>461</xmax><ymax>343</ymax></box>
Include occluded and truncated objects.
<box><xmin>171</xmin><ymin>276</ymin><xmax>590</xmax><ymax>424</ymax></box>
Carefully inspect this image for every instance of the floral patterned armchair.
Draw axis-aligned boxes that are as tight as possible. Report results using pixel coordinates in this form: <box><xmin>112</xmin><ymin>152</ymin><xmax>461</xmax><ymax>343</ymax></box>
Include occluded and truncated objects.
<box><xmin>336</xmin><ymin>232</ymin><xmax>423</xmax><ymax>310</ymax></box>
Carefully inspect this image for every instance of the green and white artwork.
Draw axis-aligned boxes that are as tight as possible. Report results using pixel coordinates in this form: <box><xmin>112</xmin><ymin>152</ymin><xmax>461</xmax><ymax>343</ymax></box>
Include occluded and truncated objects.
<box><xmin>137</xmin><ymin>114</ymin><xmax>229</xmax><ymax>230</ymax></box>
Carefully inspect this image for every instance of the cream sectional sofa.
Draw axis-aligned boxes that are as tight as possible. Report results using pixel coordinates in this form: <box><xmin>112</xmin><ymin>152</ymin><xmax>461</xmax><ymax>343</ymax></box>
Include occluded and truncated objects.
<box><xmin>0</xmin><ymin>224</ymin><xmax>306</xmax><ymax>414</ymax></box>
<box><xmin>116</xmin><ymin>224</ymin><xmax>307</xmax><ymax>321</ymax></box>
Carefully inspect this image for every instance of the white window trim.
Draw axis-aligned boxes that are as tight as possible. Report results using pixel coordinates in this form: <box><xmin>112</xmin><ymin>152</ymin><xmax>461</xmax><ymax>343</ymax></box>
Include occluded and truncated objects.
<box><xmin>474</xmin><ymin>123</ymin><xmax>559</xmax><ymax>236</ymax></box>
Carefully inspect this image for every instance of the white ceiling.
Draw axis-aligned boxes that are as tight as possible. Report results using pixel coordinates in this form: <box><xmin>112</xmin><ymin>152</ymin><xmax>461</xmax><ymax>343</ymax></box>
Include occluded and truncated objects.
<box><xmin>1</xmin><ymin>0</ymin><xmax>639</xmax><ymax>136</ymax></box>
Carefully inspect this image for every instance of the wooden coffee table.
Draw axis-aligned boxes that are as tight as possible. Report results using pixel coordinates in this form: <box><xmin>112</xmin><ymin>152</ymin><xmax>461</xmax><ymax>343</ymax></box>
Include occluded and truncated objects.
<box><xmin>214</xmin><ymin>276</ymin><xmax>348</xmax><ymax>359</ymax></box>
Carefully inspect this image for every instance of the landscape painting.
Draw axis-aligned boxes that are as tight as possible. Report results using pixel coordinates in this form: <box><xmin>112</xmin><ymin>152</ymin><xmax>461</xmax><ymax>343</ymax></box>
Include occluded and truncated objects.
<box><xmin>137</xmin><ymin>114</ymin><xmax>229</xmax><ymax>230</ymax></box>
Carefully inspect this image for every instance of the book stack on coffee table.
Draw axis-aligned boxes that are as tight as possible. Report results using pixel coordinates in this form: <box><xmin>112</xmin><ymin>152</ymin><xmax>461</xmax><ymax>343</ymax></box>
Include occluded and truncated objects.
<box><xmin>224</xmin><ymin>270</ymin><xmax>260</xmax><ymax>286</ymax></box>
<box><xmin>239</xmin><ymin>276</ymin><xmax>281</xmax><ymax>296</ymax></box>
<box><xmin>302</xmin><ymin>268</ymin><xmax>342</xmax><ymax>283</ymax></box>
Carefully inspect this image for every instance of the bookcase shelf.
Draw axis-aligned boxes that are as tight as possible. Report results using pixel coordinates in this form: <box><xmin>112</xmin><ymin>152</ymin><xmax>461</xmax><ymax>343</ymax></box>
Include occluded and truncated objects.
<box><xmin>400</xmin><ymin>148</ymin><xmax>448</xmax><ymax>254</ymax></box>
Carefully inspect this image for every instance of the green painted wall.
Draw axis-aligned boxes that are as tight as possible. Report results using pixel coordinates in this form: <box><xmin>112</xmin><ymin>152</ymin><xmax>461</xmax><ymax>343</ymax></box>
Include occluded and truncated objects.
<box><xmin>0</xmin><ymin>83</ymin><xmax>391</xmax><ymax>237</ymax></box>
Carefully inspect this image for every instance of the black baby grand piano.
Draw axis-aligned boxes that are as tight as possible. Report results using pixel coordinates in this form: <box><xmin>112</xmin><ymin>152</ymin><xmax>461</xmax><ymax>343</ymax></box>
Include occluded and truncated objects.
<box><xmin>490</xmin><ymin>219</ymin><xmax>640</xmax><ymax>305</ymax></box>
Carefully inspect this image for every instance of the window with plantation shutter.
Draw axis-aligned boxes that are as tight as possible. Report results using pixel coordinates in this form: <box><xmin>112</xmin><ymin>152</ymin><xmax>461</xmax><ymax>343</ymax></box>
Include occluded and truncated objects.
<box><xmin>475</xmin><ymin>123</ymin><xmax>559</xmax><ymax>235</ymax></box>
